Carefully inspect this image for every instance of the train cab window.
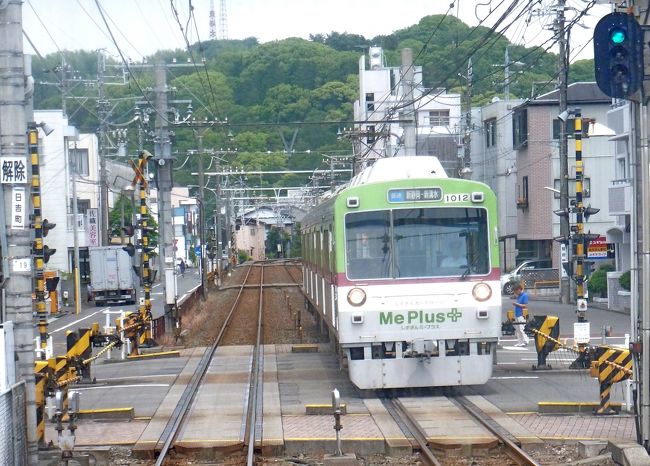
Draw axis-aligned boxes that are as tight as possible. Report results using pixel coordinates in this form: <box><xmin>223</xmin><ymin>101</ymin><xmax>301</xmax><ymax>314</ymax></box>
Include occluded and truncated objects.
<box><xmin>349</xmin><ymin>347</ymin><xmax>365</xmax><ymax>360</ymax></box>
<box><xmin>345</xmin><ymin>207</ymin><xmax>490</xmax><ymax>279</ymax></box>
<box><xmin>345</xmin><ymin>211</ymin><xmax>391</xmax><ymax>279</ymax></box>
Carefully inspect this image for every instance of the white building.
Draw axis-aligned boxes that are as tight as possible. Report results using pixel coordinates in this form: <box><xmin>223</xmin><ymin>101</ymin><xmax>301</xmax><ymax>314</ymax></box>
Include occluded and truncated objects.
<box><xmin>353</xmin><ymin>47</ymin><xmax>462</xmax><ymax>174</ymax></box>
<box><xmin>35</xmin><ymin>110</ymin><xmax>100</xmax><ymax>280</ymax></box>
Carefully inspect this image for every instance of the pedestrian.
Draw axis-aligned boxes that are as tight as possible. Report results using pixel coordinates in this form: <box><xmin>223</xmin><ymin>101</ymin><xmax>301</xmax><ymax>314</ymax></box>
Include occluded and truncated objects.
<box><xmin>179</xmin><ymin>259</ymin><xmax>185</xmax><ymax>277</ymax></box>
<box><xmin>512</xmin><ymin>282</ymin><xmax>530</xmax><ymax>347</ymax></box>
<box><xmin>87</xmin><ymin>283</ymin><xmax>93</xmax><ymax>303</ymax></box>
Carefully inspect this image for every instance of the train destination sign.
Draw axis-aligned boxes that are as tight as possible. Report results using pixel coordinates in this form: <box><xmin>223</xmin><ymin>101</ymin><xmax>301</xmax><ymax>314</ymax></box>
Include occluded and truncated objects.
<box><xmin>388</xmin><ymin>187</ymin><xmax>442</xmax><ymax>203</ymax></box>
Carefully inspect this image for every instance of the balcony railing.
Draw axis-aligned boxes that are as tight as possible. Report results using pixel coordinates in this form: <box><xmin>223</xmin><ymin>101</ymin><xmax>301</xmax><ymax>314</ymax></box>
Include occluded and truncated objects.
<box><xmin>608</xmin><ymin>179</ymin><xmax>632</xmax><ymax>216</ymax></box>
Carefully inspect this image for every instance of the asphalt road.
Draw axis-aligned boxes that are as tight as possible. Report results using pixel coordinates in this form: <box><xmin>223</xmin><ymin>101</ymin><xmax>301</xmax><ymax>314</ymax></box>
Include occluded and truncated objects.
<box><xmin>45</xmin><ymin>266</ymin><xmax>202</xmax><ymax>355</ymax></box>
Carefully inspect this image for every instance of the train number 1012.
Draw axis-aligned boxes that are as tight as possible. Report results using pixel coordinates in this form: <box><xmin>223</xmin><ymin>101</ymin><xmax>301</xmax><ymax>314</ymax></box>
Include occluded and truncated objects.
<box><xmin>444</xmin><ymin>193</ymin><xmax>470</xmax><ymax>202</ymax></box>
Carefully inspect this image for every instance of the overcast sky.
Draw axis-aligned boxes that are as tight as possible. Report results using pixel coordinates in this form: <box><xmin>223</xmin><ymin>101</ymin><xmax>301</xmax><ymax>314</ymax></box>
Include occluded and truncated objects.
<box><xmin>22</xmin><ymin>0</ymin><xmax>610</xmax><ymax>63</ymax></box>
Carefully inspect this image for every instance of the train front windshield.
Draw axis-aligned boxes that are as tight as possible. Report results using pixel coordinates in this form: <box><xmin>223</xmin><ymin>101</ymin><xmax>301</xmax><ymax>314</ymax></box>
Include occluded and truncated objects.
<box><xmin>345</xmin><ymin>207</ymin><xmax>490</xmax><ymax>279</ymax></box>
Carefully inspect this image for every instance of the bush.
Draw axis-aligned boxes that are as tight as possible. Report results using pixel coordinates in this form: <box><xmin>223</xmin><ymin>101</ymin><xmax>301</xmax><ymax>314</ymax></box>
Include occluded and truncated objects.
<box><xmin>619</xmin><ymin>270</ymin><xmax>631</xmax><ymax>291</ymax></box>
<box><xmin>587</xmin><ymin>263</ymin><xmax>615</xmax><ymax>298</ymax></box>
<box><xmin>237</xmin><ymin>249</ymin><xmax>250</xmax><ymax>264</ymax></box>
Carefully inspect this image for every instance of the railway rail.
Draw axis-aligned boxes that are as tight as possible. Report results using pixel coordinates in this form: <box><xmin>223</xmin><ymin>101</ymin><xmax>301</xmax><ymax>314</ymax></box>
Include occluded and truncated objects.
<box><xmin>153</xmin><ymin>263</ymin><xmax>266</xmax><ymax>466</ymax></box>
<box><xmin>382</xmin><ymin>391</ymin><xmax>541</xmax><ymax>466</ymax></box>
<box><xmin>451</xmin><ymin>392</ymin><xmax>541</xmax><ymax>466</ymax></box>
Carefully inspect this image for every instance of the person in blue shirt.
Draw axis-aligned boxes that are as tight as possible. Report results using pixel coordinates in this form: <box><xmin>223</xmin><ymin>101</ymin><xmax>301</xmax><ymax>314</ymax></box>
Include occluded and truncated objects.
<box><xmin>512</xmin><ymin>282</ymin><xmax>530</xmax><ymax>347</ymax></box>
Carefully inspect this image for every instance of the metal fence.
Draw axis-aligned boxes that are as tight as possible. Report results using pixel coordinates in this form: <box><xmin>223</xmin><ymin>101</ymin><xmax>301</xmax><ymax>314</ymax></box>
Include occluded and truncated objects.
<box><xmin>0</xmin><ymin>381</ymin><xmax>27</xmax><ymax>466</ymax></box>
<box><xmin>522</xmin><ymin>268</ymin><xmax>559</xmax><ymax>292</ymax></box>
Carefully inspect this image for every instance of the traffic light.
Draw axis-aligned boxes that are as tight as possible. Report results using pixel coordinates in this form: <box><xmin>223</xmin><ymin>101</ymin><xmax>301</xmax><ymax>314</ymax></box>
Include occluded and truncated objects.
<box><xmin>43</xmin><ymin>245</ymin><xmax>56</xmax><ymax>264</ymax></box>
<box><xmin>122</xmin><ymin>224</ymin><xmax>136</xmax><ymax>256</ymax></box>
<box><xmin>593</xmin><ymin>12</ymin><xmax>644</xmax><ymax>99</ymax></box>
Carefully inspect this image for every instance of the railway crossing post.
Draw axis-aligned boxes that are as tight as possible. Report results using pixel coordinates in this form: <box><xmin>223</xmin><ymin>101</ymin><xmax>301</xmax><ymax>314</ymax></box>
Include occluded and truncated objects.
<box><xmin>332</xmin><ymin>388</ymin><xmax>343</xmax><ymax>456</ymax></box>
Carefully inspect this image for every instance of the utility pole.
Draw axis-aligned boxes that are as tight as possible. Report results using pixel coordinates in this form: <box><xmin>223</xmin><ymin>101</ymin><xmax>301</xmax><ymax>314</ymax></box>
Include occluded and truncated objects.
<box><xmin>463</xmin><ymin>58</ymin><xmax>473</xmax><ymax>177</ymax></box>
<box><xmin>400</xmin><ymin>48</ymin><xmax>416</xmax><ymax>157</ymax></box>
<box><xmin>97</xmin><ymin>50</ymin><xmax>110</xmax><ymax>246</ymax></box>
<box><xmin>154</xmin><ymin>64</ymin><xmax>176</xmax><ymax>330</ymax></box>
<box><xmin>197</xmin><ymin>133</ymin><xmax>207</xmax><ymax>300</ymax></box>
<box><xmin>0</xmin><ymin>2</ymin><xmax>38</xmax><ymax>462</ymax></box>
<box><xmin>556</xmin><ymin>0</ymin><xmax>571</xmax><ymax>305</ymax></box>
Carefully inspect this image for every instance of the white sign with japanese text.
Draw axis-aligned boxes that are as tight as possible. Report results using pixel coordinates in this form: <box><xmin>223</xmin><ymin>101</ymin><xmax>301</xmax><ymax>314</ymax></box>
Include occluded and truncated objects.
<box><xmin>11</xmin><ymin>187</ymin><xmax>26</xmax><ymax>229</ymax></box>
<box><xmin>86</xmin><ymin>208</ymin><xmax>99</xmax><ymax>247</ymax></box>
<box><xmin>1</xmin><ymin>157</ymin><xmax>28</xmax><ymax>184</ymax></box>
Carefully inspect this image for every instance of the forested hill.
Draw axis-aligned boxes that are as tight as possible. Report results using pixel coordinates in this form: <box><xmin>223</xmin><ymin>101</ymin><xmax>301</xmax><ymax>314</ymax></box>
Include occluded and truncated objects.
<box><xmin>30</xmin><ymin>14</ymin><xmax>594</xmax><ymax>187</ymax></box>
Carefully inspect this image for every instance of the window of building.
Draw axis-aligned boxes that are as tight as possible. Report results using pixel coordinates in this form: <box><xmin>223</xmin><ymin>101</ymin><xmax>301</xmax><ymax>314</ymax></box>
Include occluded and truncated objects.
<box><xmin>76</xmin><ymin>199</ymin><xmax>90</xmax><ymax>215</ymax></box>
<box><xmin>366</xmin><ymin>92</ymin><xmax>374</xmax><ymax>111</ymax></box>
<box><xmin>522</xmin><ymin>176</ymin><xmax>529</xmax><ymax>202</ymax></box>
<box><xmin>553</xmin><ymin>178</ymin><xmax>591</xmax><ymax>198</ymax></box>
<box><xmin>512</xmin><ymin>108</ymin><xmax>528</xmax><ymax>148</ymax></box>
<box><xmin>429</xmin><ymin>110</ymin><xmax>450</xmax><ymax>127</ymax></box>
<box><xmin>70</xmin><ymin>148</ymin><xmax>89</xmax><ymax>176</ymax></box>
<box><xmin>484</xmin><ymin>118</ymin><xmax>497</xmax><ymax>147</ymax></box>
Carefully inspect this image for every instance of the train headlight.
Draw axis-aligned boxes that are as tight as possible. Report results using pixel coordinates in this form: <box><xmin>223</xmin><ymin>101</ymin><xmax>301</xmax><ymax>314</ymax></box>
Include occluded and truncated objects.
<box><xmin>347</xmin><ymin>288</ymin><xmax>366</xmax><ymax>306</ymax></box>
<box><xmin>472</xmin><ymin>282</ymin><xmax>492</xmax><ymax>302</ymax></box>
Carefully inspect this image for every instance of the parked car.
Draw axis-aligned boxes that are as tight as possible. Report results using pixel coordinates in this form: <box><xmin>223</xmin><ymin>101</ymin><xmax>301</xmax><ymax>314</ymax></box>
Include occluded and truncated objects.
<box><xmin>501</xmin><ymin>259</ymin><xmax>553</xmax><ymax>295</ymax></box>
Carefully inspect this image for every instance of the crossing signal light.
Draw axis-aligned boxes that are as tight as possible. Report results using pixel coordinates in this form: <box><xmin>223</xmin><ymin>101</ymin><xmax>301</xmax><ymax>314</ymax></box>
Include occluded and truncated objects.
<box><xmin>42</xmin><ymin>219</ymin><xmax>56</xmax><ymax>237</ymax></box>
<box><xmin>593</xmin><ymin>12</ymin><xmax>644</xmax><ymax>99</ymax></box>
<box><xmin>122</xmin><ymin>243</ymin><xmax>136</xmax><ymax>257</ymax></box>
<box><xmin>122</xmin><ymin>225</ymin><xmax>135</xmax><ymax>237</ymax></box>
<box><xmin>43</xmin><ymin>246</ymin><xmax>56</xmax><ymax>264</ymax></box>
<box><xmin>583</xmin><ymin>205</ymin><xmax>600</xmax><ymax>221</ymax></box>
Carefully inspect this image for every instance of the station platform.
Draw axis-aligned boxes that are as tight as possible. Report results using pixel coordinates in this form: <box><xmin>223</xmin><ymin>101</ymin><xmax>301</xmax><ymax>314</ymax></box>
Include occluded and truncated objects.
<box><xmin>47</xmin><ymin>344</ymin><xmax>639</xmax><ymax>461</ymax></box>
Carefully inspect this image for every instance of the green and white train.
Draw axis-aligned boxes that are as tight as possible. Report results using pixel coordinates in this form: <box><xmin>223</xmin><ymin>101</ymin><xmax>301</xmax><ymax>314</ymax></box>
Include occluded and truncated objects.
<box><xmin>301</xmin><ymin>156</ymin><xmax>501</xmax><ymax>389</ymax></box>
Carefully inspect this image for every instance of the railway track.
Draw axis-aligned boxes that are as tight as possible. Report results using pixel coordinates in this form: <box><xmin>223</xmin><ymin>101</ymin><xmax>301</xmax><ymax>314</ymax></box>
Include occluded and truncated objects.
<box><xmin>382</xmin><ymin>391</ymin><xmax>541</xmax><ymax>466</ymax></box>
<box><xmin>451</xmin><ymin>393</ymin><xmax>541</xmax><ymax>466</ymax></box>
<box><xmin>153</xmin><ymin>263</ymin><xmax>266</xmax><ymax>466</ymax></box>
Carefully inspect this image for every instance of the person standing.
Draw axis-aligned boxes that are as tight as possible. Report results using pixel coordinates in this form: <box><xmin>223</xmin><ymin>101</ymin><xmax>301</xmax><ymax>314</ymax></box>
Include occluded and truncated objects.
<box><xmin>179</xmin><ymin>259</ymin><xmax>186</xmax><ymax>277</ymax></box>
<box><xmin>512</xmin><ymin>282</ymin><xmax>529</xmax><ymax>347</ymax></box>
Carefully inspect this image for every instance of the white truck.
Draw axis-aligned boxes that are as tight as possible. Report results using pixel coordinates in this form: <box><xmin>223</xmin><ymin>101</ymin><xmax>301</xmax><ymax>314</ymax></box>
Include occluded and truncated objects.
<box><xmin>89</xmin><ymin>246</ymin><xmax>136</xmax><ymax>306</ymax></box>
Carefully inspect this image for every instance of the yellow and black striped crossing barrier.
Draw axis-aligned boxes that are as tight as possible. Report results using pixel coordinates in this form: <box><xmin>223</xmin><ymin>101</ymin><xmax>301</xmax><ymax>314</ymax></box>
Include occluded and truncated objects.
<box><xmin>590</xmin><ymin>345</ymin><xmax>632</xmax><ymax>415</ymax></box>
<box><xmin>527</xmin><ymin>315</ymin><xmax>561</xmax><ymax>370</ymax></box>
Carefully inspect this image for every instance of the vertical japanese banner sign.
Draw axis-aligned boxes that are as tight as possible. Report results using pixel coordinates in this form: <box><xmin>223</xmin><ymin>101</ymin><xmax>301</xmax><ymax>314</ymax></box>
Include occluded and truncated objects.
<box><xmin>86</xmin><ymin>208</ymin><xmax>99</xmax><ymax>246</ymax></box>
<box><xmin>11</xmin><ymin>187</ymin><xmax>25</xmax><ymax>229</ymax></box>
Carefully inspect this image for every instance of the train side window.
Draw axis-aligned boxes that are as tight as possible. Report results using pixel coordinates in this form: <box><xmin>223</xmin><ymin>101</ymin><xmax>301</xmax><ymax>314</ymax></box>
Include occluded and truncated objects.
<box><xmin>349</xmin><ymin>347</ymin><xmax>365</xmax><ymax>360</ymax></box>
<box><xmin>371</xmin><ymin>344</ymin><xmax>382</xmax><ymax>359</ymax></box>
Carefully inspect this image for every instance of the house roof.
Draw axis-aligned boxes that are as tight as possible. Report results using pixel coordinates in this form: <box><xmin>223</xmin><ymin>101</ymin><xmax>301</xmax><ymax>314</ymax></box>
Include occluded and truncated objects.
<box><xmin>529</xmin><ymin>82</ymin><xmax>611</xmax><ymax>106</ymax></box>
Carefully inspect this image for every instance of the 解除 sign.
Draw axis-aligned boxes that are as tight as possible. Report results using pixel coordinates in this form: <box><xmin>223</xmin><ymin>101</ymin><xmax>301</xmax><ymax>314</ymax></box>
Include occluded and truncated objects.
<box><xmin>1</xmin><ymin>157</ymin><xmax>27</xmax><ymax>184</ymax></box>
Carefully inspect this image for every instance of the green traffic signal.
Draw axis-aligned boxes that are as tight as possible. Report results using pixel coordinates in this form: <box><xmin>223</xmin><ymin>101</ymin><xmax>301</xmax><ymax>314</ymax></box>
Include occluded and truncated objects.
<box><xmin>610</xmin><ymin>27</ymin><xmax>626</xmax><ymax>44</ymax></box>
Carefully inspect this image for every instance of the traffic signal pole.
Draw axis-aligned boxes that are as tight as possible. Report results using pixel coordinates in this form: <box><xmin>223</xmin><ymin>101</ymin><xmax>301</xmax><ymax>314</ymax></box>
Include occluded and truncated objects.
<box><xmin>593</xmin><ymin>9</ymin><xmax>647</xmax><ymax>447</ymax></box>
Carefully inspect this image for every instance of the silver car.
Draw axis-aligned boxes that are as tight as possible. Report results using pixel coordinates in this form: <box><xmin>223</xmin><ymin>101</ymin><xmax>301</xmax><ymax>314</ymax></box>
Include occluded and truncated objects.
<box><xmin>501</xmin><ymin>259</ymin><xmax>553</xmax><ymax>295</ymax></box>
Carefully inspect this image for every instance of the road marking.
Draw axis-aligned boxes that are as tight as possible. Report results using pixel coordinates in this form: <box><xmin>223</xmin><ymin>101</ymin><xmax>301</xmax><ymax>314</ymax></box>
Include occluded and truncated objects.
<box><xmin>491</xmin><ymin>376</ymin><xmax>539</xmax><ymax>380</ymax></box>
<box><xmin>72</xmin><ymin>383</ymin><xmax>170</xmax><ymax>391</ymax></box>
<box><xmin>50</xmin><ymin>308</ymin><xmax>110</xmax><ymax>334</ymax></box>
<box><xmin>497</xmin><ymin>362</ymin><xmax>517</xmax><ymax>365</ymax></box>
<box><xmin>501</xmin><ymin>346</ymin><xmax>530</xmax><ymax>351</ymax></box>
